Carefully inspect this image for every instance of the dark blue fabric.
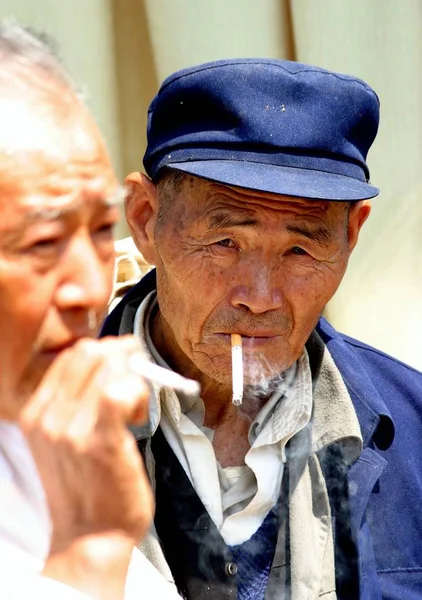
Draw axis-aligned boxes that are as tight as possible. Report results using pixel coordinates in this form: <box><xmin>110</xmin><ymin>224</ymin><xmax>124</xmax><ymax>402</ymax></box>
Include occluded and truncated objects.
<box><xmin>101</xmin><ymin>272</ymin><xmax>422</xmax><ymax>598</ymax></box>
<box><xmin>229</xmin><ymin>505</ymin><xmax>279</xmax><ymax>600</ymax></box>
<box><xmin>316</xmin><ymin>318</ymin><xmax>422</xmax><ymax>599</ymax></box>
<box><xmin>143</xmin><ymin>58</ymin><xmax>379</xmax><ymax>201</ymax></box>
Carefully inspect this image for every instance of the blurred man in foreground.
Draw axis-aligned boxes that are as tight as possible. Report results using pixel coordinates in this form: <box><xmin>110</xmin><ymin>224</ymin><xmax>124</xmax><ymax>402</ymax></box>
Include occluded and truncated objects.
<box><xmin>0</xmin><ymin>23</ymin><xmax>179</xmax><ymax>600</ymax></box>
<box><xmin>103</xmin><ymin>59</ymin><xmax>422</xmax><ymax>599</ymax></box>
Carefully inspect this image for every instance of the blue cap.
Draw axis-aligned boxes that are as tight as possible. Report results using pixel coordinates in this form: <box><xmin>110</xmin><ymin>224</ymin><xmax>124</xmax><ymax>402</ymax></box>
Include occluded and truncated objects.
<box><xmin>144</xmin><ymin>58</ymin><xmax>380</xmax><ymax>201</ymax></box>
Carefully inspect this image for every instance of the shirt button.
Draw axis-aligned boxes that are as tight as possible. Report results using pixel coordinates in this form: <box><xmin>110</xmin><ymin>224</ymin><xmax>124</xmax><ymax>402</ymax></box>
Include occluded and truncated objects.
<box><xmin>226</xmin><ymin>562</ymin><xmax>238</xmax><ymax>576</ymax></box>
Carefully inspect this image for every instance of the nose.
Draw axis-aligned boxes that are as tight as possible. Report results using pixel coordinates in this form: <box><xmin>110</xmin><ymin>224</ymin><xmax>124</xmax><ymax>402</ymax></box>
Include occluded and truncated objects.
<box><xmin>229</xmin><ymin>259</ymin><xmax>285</xmax><ymax>314</ymax></box>
<box><xmin>54</xmin><ymin>233</ymin><xmax>113</xmax><ymax>314</ymax></box>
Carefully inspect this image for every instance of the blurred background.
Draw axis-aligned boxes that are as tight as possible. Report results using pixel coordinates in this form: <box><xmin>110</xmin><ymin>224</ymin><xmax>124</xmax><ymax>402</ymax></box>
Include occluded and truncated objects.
<box><xmin>1</xmin><ymin>0</ymin><xmax>421</xmax><ymax>369</ymax></box>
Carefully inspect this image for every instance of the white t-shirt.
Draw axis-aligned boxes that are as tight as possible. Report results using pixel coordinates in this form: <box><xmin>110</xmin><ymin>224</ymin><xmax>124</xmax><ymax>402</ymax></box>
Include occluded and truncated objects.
<box><xmin>0</xmin><ymin>421</ymin><xmax>180</xmax><ymax>599</ymax></box>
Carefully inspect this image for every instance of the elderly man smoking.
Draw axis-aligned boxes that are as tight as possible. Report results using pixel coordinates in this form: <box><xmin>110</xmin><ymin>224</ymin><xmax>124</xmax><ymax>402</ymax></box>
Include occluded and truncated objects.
<box><xmin>103</xmin><ymin>59</ymin><xmax>422</xmax><ymax>599</ymax></box>
<box><xmin>0</xmin><ymin>23</ymin><xmax>182</xmax><ymax>600</ymax></box>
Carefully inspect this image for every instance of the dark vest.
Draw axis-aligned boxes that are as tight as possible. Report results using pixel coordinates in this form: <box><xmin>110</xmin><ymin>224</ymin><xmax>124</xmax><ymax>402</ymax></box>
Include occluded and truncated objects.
<box><xmin>150</xmin><ymin>427</ymin><xmax>286</xmax><ymax>600</ymax></box>
<box><xmin>230</xmin><ymin>501</ymin><xmax>281</xmax><ymax>599</ymax></box>
<box><xmin>145</xmin><ymin>428</ymin><xmax>359</xmax><ymax>599</ymax></box>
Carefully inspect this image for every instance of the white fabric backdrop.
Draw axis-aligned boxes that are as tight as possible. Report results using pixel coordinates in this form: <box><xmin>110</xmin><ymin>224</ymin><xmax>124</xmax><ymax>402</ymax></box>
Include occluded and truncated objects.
<box><xmin>1</xmin><ymin>0</ymin><xmax>421</xmax><ymax>367</ymax></box>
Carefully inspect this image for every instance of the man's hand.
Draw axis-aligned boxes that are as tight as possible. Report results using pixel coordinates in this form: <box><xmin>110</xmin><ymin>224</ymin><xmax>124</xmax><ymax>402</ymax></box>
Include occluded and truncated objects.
<box><xmin>20</xmin><ymin>336</ymin><xmax>154</xmax><ymax>600</ymax></box>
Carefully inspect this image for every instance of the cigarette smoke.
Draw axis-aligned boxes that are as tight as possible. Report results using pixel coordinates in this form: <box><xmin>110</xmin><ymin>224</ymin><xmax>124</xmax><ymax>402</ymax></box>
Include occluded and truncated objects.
<box><xmin>241</xmin><ymin>343</ymin><xmax>290</xmax><ymax>401</ymax></box>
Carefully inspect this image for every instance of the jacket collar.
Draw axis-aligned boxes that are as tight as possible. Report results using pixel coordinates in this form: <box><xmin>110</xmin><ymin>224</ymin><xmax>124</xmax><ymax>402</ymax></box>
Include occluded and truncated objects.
<box><xmin>101</xmin><ymin>270</ymin><xmax>157</xmax><ymax>337</ymax></box>
<box><xmin>314</xmin><ymin>318</ymin><xmax>395</xmax><ymax>451</ymax></box>
<box><xmin>101</xmin><ymin>270</ymin><xmax>395</xmax><ymax>451</ymax></box>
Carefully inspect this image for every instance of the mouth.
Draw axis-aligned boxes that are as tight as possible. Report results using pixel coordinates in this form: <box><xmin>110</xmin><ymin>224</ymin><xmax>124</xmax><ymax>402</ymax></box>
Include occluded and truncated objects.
<box><xmin>215</xmin><ymin>332</ymin><xmax>281</xmax><ymax>347</ymax></box>
<box><xmin>39</xmin><ymin>337</ymin><xmax>88</xmax><ymax>358</ymax></box>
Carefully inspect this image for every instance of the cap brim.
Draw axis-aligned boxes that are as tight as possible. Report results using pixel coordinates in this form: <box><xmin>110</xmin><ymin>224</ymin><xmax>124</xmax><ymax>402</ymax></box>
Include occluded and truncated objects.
<box><xmin>166</xmin><ymin>160</ymin><xmax>379</xmax><ymax>201</ymax></box>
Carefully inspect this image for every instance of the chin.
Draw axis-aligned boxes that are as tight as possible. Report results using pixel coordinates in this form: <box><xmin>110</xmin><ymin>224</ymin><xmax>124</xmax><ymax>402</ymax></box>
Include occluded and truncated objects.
<box><xmin>17</xmin><ymin>362</ymin><xmax>50</xmax><ymax>403</ymax></box>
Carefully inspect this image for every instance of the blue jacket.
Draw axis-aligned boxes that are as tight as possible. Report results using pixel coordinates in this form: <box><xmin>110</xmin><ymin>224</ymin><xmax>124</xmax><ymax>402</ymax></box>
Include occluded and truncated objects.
<box><xmin>101</xmin><ymin>270</ymin><xmax>422</xmax><ymax>599</ymax></box>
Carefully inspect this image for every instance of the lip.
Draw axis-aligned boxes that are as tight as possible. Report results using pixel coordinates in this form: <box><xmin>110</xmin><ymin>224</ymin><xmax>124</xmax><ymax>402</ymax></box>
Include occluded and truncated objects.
<box><xmin>214</xmin><ymin>332</ymin><xmax>281</xmax><ymax>347</ymax></box>
<box><xmin>40</xmin><ymin>338</ymin><xmax>85</xmax><ymax>356</ymax></box>
<box><xmin>217</xmin><ymin>331</ymin><xmax>281</xmax><ymax>339</ymax></box>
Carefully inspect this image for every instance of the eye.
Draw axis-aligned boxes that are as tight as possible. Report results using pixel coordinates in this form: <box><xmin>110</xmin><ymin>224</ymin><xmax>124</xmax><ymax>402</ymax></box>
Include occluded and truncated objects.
<box><xmin>94</xmin><ymin>222</ymin><xmax>116</xmax><ymax>236</ymax></box>
<box><xmin>28</xmin><ymin>237</ymin><xmax>62</xmax><ymax>252</ymax></box>
<box><xmin>92</xmin><ymin>207</ymin><xmax>119</xmax><ymax>239</ymax></box>
<box><xmin>289</xmin><ymin>246</ymin><xmax>308</xmax><ymax>256</ymax></box>
<box><xmin>216</xmin><ymin>238</ymin><xmax>236</xmax><ymax>248</ymax></box>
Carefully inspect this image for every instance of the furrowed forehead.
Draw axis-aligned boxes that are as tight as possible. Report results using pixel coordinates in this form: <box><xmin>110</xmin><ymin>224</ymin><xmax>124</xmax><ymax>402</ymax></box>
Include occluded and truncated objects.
<box><xmin>24</xmin><ymin>186</ymin><xmax>126</xmax><ymax>221</ymax></box>
<box><xmin>0</xmin><ymin>86</ymin><xmax>114</xmax><ymax>204</ymax></box>
<box><xmin>0</xmin><ymin>188</ymin><xmax>124</xmax><ymax>242</ymax></box>
<box><xmin>23</xmin><ymin>185</ymin><xmax>126</xmax><ymax>219</ymax></box>
<box><xmin>198</xmin><ymin>182</ymin><xmax>330</xmax><ymax>217</ymax></box>
<box><xmin>0</xmin><ymin>92</ymin><xmax>94</xmax><ymax>160</ymax></box>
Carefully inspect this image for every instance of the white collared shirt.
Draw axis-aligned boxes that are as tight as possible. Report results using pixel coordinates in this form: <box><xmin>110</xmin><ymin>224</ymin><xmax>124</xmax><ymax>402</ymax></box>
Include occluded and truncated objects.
<box><xmin>0</xmin><ymin>422</ymin><xmax>181</xmax><ymax>599</ymax></box>
<box><xmin>135</xmin><ymin>292</ymin><xmax>313</xmax><ymax>546</ymax></box>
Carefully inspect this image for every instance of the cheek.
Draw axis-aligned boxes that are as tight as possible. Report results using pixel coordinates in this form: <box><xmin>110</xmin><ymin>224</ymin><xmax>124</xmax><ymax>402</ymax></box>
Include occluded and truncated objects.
<box><xmin>287</xmin><ymin>263</ymin><xmax>345</xmax><ymax>325</ymax></box>
<box><xmin>156</xmin><ymin>254</ymin><xmax>225</xmax><ymax>340</ymax></box>
<box><xmin>103</xmin><ymin>255</ymin><xmax>117</xmax><ymax>299</ymax></box>
<box><xmin>0</xmin><ymin>267</ymin><xmax>56</xmax><ymax>414</ymax></box>
<box><xmin>0</xmin><ymin>264</ymin><xmax>54</xmax><ymax>365</ymax></box>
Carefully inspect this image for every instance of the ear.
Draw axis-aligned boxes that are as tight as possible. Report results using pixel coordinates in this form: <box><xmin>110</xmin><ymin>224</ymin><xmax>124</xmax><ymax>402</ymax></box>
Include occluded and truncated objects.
<box><xmin>125</xmin><ymin>172</ymin><xmax>159</xmax><ymax>265</ymax></box>
<box><xmin>347</xmin><ymin>200</ymin><xmax>371</xmax><ymax>253</ymax></box>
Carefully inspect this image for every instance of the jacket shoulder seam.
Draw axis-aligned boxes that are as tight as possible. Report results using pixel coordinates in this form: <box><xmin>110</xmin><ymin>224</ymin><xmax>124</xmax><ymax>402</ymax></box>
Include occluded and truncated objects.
<box><xmin>335</xmin><ymin>334</ymin><xmax>422</xmax><ymax>376</ymax></box>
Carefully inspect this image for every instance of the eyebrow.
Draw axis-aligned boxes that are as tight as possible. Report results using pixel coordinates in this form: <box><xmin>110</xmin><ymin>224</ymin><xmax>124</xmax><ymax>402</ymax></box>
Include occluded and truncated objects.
<box><xmin>205</xmin><ymin>211</ymin><xmax>334</xmax><ymax>247</ymax></box>
<box><xmin>20</xmin><ymin>185</ymin><xmax>125</xmax><ymax>224</ymax></box>
<box><xmin>207</xmin><ymin>212</ymin><xmax>258</xmax><ymax>230</ymax></box>
<box><xmin>1</xmin><ymin>187</ymin><xmax>125</xmax><ymax>244</ymax></box>
<box><xmin>286</xmin><ymin>223</ymin><xmax>334</xmax><ymax>247</ymax></box>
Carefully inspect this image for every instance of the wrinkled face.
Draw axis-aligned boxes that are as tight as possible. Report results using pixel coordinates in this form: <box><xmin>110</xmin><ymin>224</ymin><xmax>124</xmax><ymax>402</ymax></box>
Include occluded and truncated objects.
<box><xmin>0</xmin><ymin>74</ymin><xmax>119</xmax><ymax>418</ymax></box>
<box><xmin>128</xmin><ymin>174</ymin><xmax>369</xmax><ymax>395</ymax></box>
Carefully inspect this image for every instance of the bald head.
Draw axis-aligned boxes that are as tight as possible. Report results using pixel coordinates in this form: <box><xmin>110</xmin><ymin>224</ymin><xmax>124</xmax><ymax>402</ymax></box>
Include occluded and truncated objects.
<box><xmin>0</xmin><ymin>22</ymin><xmax>111</xmax><ymax>189</ymax></box>
<box><xmin>0</xmin><ymin>21</ymin><xmax>74</xmax><ymax>93</ymax></box>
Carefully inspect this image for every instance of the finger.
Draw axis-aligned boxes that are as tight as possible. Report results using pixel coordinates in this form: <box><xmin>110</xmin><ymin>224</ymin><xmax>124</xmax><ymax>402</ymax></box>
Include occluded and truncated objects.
<box><xmin>90</xmin><ymin>335</ymin><xmax>150</xmax><ymax>424</ymax></box>
<box><xmin>23</xmin><ymin>335</ymin><xmax>148</xmax><ymax>452</ymax></box>
<box><xmin>20</xmin><ymin>339</ymin><xmax>103</xmax><ymax>432</ymax></box>
<box><xmin>64</xmin><ymin>338</ymin><xmax>150</xmax><ymax>437</ymax></box>
<box><xmin>64</xmin><ymin>373</ymin><xmax>150</xmax><ymax>445</ymax></box>
<box><xmin>101</xmin><ymin>373</ymin><xmax>150</xmax><ymax>424</ymax></box>
<box><xmin>22</xmin><ymin>335</ymin><xmax>141</xmax><ymax>427</ymax></box>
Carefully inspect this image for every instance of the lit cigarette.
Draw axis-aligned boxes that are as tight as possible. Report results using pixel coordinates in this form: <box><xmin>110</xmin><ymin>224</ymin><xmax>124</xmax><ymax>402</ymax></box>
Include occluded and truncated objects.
<box><xmin>128</xmin><ymin>353</ymin><xmax>201</xmax><ymax>398</ymax></box>
<box><xmin>231</xmin><ymin>334</ymin><xmax>243</xmax><ymax>406</ymax></box>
